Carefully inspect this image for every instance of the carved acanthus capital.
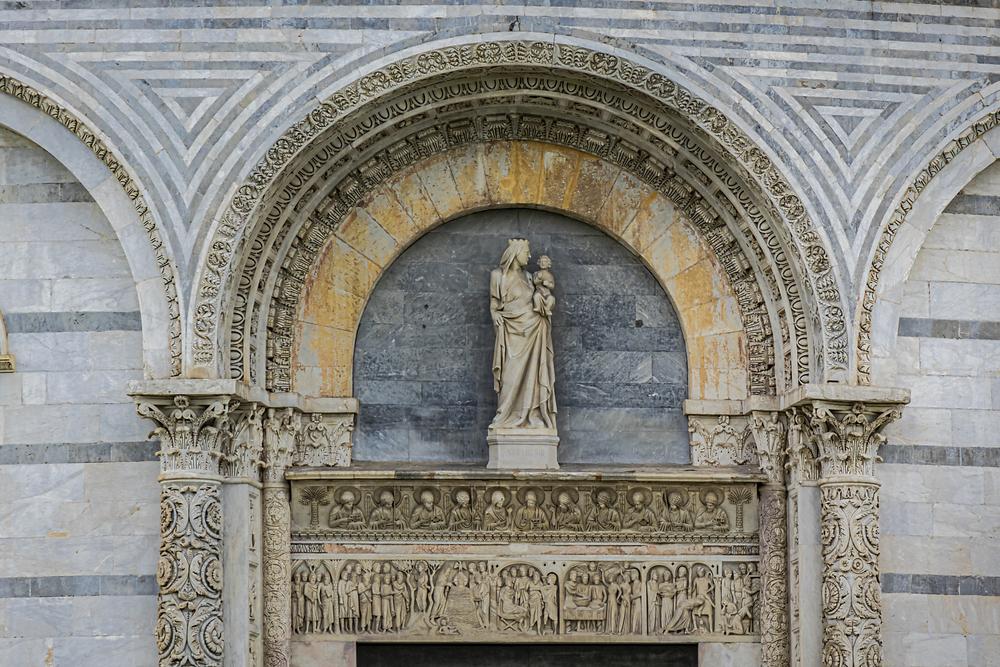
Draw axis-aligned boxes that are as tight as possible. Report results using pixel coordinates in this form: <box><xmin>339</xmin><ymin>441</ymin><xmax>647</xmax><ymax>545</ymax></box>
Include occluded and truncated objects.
<box><xmin>137</xmin><ymin>395</ymin><xmax>236</xmax><ymax>476</ymax></box>
<box><xmin>748</xmin><ymin>411</ymin><xmax>786</xmax><ymax>485</ymax></box>
<box><xmin>223</xmin><ymin>403</ymin><xmax>266</xmax><ymax>480</ymax></box>
<box><xmin>293</xmin><ymin>413</ymin><xmax>354</xmax><ymax>468</ymax></box>
<box><xmin>262</xmin><ymin>408</ymin><xmax>301</xmax><ymax>483</ymax></box>
<box><xmin>809</xmin><ymin>403</ymin><xmax>901</xmax><ymax>480</ymax></box>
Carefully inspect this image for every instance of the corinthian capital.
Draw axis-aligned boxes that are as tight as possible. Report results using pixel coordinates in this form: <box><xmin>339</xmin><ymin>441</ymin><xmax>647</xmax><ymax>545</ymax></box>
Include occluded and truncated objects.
<box><xmin>137</xmin><ymin>395</ymin><xmax>236</xmax><ymax>475</ymax></box>
<box><xmin>810</xmin><ymin>403</ymin><xmax>901</xmax><ymax>480</ymax></box>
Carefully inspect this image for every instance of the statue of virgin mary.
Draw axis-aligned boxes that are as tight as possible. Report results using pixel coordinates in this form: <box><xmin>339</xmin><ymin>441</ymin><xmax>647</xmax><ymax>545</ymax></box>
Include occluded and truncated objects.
<box><xmin>489</xmin><ymin>238</ymin><xmax>557</xmax><ymax>430</ymax></box>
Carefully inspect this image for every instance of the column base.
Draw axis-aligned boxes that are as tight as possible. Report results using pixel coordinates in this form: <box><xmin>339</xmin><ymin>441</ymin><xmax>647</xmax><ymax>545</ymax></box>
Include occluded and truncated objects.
<box><xmin>486</xmin><ymin>428</ymin><xmax>559</xmax><ymax>469</ymax></box>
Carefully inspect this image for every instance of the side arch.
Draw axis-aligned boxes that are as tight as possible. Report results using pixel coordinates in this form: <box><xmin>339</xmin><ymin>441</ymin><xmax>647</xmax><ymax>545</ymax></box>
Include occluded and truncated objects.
<box><xmin>293</xmin><ymin>142</ymin><xmax>746</xmax><ymax>401</ymax></box>
<box><xmin>191</xmin><ymin>35</ymin><xmax>847</xmax><ymax>390</ymax></box>
<box><xmin>0</xmin><ymin>77</ymin><xmax>183</xmax><ymax>377</ymax></box>
<box><xmin>857</xmin><ymin>110</ymin><xmax>1000</xmax><ymax>384</ymax></box>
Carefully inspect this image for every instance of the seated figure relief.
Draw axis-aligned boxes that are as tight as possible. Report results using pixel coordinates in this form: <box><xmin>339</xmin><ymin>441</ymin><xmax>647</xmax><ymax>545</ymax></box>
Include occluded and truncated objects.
<box><xmin>295</xmin><ymin>481</ymin><xmax>752</xmax><ymax>540</ymax></box>
<box><xmin>327</xmin><ymin>489</ymin><xmax>365</xmax><ymax>530</ymax></box>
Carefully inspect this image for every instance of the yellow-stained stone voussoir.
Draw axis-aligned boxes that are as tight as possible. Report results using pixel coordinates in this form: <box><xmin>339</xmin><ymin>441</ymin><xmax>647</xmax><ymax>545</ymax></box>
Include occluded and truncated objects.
<box><xmin>294</xmin><ymin>140</ymin><xmax>748</xmax><ymax>399</ymax></box>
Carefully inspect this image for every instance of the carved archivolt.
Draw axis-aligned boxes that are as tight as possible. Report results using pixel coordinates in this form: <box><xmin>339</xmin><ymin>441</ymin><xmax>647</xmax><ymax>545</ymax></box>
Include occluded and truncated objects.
<box><xmin>195</xmin><ymin>39</ymin><xmax>847</xmax><ymax>391</ymax></box>
<box><xmin>858</xmin><ymin>107</ymin><xmax>1000</xmax><ymax>384</ymax></box>
<box><xmin>288</xmin><ymin>479</ymin><xmax>759</xmax><ymax>548</ymax></box>
<box><xmin>0</xmin><ymin>75</ymin><xmax>182</xmax><ymax>376</ymax></box>
<box><xmin>290</xmin><ymin>556</ymin><xmax>761</xmax><ymax>642</ymax></box>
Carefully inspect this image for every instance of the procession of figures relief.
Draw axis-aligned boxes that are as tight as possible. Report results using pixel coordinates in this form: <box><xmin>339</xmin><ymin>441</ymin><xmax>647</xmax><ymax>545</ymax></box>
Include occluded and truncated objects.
<box><xmin>288</xmin><ymin>481</ymin><xmax>758</xmax><ymax>546</ymax></box>
<box><xmin>290</xmin><ymin>558</ymin><xmax>760</xmax><ymax>642</ymax></box>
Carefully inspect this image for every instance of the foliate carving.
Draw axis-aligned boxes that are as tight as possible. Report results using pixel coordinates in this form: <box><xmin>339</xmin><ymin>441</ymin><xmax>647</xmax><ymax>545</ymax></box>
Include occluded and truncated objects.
<box><xmin>222</xmin><ymin>404</ymin><xmax>265</xmax><ymax>479</ymax></box>
<box><xmin>749</xmin><ymin>411</ymin><xmax>787</xmax><ymax>485</ymax></box>
<box><xmin>820</xmin><ymin>483</ymin><xmax>882</xmax><ymax>667</ymax></box>
<box><xmin>811</xmin><ymin>403</ymin><xmax>901</xmax><ymax>479</ymax></box>
<box><xmin>261</xmin><ymin>486</ymin><xmax>291</xmax><ymax>667</ymax></box>
<box><xmin>138</xmin><ymin>396</ymin><xmax>235</xmax><ymax>475</ymax></box>
<box><xmin>0</xmin><ymin>75</ymin><xmax>182</xmax><ymax>376</ymax></box>
<box><xmin>157</xmin><ymin>483</ymin><xmax>224</xmax><ymax>666</ymax></box>
<box><xmin>289</xmin><ymin>557</ymin><xmax>760</xmax><ymax>641</ymax></box>
<box><xmin>759</xmin><ymin>486</ymin><xmax>790</xmax><ymax>667</ymax></box>
<box><xmin>689</xmin><ymin>416</ymin><xmax>757</xmax><ymax>467</ymax></box>
<box><xmin>262</xmin><ymin>408</ymin><xmax>301</xmax><ymax>483</ymax></box>
<box><xmin>859</xmin><ymin>109</ymin><xmax>1000</xmax><ymax>383</ymax></box>
<box><xmin>289</xmin><ymin>480</ymin><xmax>758</xmax><ymax>547</ymax></box>
<box><xmin>293</xmin><ymin>413</ymin><xmax>353</xmax><ymax>468</ymax></box>
<box><xmin>206</xmin><ymin>40</ymin><xmax>849</xmax><ymax>392</ymax></box>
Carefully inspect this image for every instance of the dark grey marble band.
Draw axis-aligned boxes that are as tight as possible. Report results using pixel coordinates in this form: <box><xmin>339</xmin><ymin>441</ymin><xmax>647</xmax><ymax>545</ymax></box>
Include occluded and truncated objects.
<box><xmin>881</xmin><ymin>444</ymin><xmax>1000</xmax><ymax>468</ymax></box>
<box><xmin>882</xmin><ymin>573</ymin><xmax>1000</xmax><ymax>597</ymax></box>
<box><xmin>5</xmin><ymin>311</ymin><xmax>142</xmax><ymax>333</ymax></box>
<box><xmin>0</xmin><ymin>441</ymin><xmax>158</xmax><ymax>465</ymax></box>
<box><xmin>0</xmin><ymin>574</ymin><xmax>156</xmax><ymax>598</ymax></box>
<box><xmin>898</xmin><ymin>317</ymin><xmax>1000</xmax><ymax>341</ymax></box>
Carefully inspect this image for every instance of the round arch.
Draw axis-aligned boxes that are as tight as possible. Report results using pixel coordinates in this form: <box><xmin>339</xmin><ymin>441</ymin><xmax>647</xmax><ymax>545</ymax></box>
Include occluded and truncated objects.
<box><xmin>0</xmin><ymin>84</ymin><xmax>182</xmax><ymax>377</ymax></box>
<box><xmin>294</xmin><ymin>141</ymin><xmax>746</xmax><ymax>401</ymax></box>
<box><xmin>857</xmin><ymin>110</ymin><xmax>1000</xmax><ymax>385</ymax></box>
<box><xmin>190</xmin><ymin>35</ymin><xmax>847</xmax><ymax>392</ymax></box>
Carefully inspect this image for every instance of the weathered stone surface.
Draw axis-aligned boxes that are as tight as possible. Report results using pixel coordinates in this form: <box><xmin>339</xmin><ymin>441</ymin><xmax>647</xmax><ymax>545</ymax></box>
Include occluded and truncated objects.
<box><xmin>350</xmin><ymin>209</ymin><xmax>689</xmax><ymax>465</ymax></box>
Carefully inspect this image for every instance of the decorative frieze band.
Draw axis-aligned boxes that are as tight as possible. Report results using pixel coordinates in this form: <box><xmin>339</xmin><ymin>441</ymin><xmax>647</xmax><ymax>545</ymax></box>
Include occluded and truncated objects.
<box><xmin>290</xmin><ymin>556</ymin><xmax>760</xmax><ymax>643</ymax></box>
<box><xmin>288</xmin><ymin>479</ymin><xmax>759</xmax><ymax>547</ymax></box>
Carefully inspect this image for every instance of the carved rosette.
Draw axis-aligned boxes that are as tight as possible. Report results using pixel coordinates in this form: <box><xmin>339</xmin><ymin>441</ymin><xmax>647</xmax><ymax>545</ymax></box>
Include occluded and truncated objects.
<box><xmin>157</xmin><ymin>483</ymin><xmax>225</xmax><ymax>665</ymax></box>
<box><xmin>136</xmin><ymin>395</ymin><xmax>235</xmax><ymax>667</ymax></box>
<box><xmin>810</xmin><ymin>403</ymin><xmax>901</xmax><ymax>667</ymax></box>
<box><xmin>750</xmin><ymin>411</ymin><xmax>790</xmax><ymax>667</ymax></box>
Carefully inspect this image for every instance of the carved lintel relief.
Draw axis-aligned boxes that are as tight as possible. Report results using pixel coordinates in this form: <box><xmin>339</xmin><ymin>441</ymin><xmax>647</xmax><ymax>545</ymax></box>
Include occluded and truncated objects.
<box><xmin>287</xmin><ymin>478</ymin><xmax>760</xmax><ymax>550</ymax></box>
<box><xmin>135</xmin><ymin>395</ymin><xmax>235</xmax><ymax>667</ymax></box>
<box><xmin>290</xmin><ymin>556</ymin><xmax>760</xmax><ymax>643</ymax></box>
<box><xmin>808</xmin><ymin>402</ymin><xmax>902</xmax><ymax>667</ymax></box>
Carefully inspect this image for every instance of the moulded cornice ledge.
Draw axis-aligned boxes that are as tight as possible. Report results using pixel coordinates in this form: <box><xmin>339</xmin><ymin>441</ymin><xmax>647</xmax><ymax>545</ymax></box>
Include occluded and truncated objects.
<box><xmin>683</xmin><ymin>383</ymin><xmax>910</xmax><ymax>417</ymax></box>
<box><xmin>127</xmin><ymin>379</ymin><xmax>358</xmax><ymax>414</ymax></box>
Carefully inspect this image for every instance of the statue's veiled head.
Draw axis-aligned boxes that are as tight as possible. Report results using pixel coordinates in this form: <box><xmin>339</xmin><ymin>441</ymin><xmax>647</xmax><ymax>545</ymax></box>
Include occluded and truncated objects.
<box><xmin>500</xmin><ymin>238</ymin><xmax>531</xmax><ymax>272</ymax></box>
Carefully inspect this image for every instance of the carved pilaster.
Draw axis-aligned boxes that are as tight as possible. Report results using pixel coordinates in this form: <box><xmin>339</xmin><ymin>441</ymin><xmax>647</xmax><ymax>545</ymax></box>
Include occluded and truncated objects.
<box><xmin>749</xmin><ymin>411</ymin><xmax>790</xmax><ymax>667</ymax></box>
<box><xmin>809</xmin><ymin>402</ymin><xmax>901</xmax><ymax>667</ymax></box>
<box><xmin>222</xmin><ymin>403</ymin><xmax>265</xmax><ymax>667</ymax></box>
<box><xmin>137</xmin><ymin>395</ymin><xmax>234</xmax><ymax>667</ymax></box>
<box><xmin>261</xmin><ymin>408</ymin><xmax>300</xmax><ymax>667</ymax></box>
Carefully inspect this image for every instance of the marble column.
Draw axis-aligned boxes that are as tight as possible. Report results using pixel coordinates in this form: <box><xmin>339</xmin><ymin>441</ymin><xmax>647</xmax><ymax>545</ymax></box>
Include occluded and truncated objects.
<box><xmin>221</xmin><ymin>403</ymin><xmax>265</xmax><ymax>667</ymax></box>
<box><xmin>136</xmin><ymin>394</ymin><xmax>234</xmax><ymax>667</ymax></box>
<box><xmin>750</xmin><ymin>411</ymin><xmax>790</xmax><ymax>667</ymax></box>
<box><xmin>260</xmin><ymin>408</ymin><xmax>300</xmax><ymax>667</ymax></box>
<box><xmin>809</xmin><ymin>402</ymin><xmax>901</xmax><ymax>667</ymax></box>
<box><xmin>784</xmin><ymin>407</ymin><xmax>822</xmax><ymax>667</ymax></box>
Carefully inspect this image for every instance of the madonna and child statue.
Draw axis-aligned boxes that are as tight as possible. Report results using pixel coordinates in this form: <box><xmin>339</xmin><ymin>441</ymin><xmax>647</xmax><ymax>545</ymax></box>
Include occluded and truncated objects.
<box><xmin>487</xmin><ymin>238</ymin><xmax>560</xmax><ymax>469</ymax></box>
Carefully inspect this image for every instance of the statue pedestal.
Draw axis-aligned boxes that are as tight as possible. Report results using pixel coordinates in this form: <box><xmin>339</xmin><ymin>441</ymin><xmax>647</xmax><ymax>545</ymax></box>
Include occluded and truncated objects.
<box><xmin>487</xmin><ymin>428</ymin><xmax>559</xmax><ymax>469</ymax></box>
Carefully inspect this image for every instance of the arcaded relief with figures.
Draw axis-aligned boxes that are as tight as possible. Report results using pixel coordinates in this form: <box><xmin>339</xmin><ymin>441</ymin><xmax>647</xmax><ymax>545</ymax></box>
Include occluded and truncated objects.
<box><xmin>289</xmin><ymin>480</ymin><xmax>758</xmax><ymax>547</ymax></box>
<box><xmin>290</xmin><ymin>557</ymin><xmax>759</xmax><ymax>643</ymax></box>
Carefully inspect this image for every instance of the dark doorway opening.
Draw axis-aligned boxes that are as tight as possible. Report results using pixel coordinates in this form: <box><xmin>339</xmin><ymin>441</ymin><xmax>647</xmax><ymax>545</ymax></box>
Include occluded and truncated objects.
<box><xmin>358</xmin><ymin>643</ymin><xmax>698</xmax><ymax>667</ymax></box>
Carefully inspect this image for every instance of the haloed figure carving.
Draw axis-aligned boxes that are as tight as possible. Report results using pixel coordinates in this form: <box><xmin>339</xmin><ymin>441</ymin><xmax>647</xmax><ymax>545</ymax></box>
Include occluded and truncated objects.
<box><xmin>489</xmin><ymin>239</ymin><xmax>557</xmax><ymax>430</ymax></box>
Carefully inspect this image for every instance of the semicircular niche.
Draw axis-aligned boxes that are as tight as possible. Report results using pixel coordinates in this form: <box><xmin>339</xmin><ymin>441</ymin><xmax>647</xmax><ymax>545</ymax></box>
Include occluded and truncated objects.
<box><xmin>352</xmin><ymin>208</ymin><xmax>689</xmax><ymax>465</ymax></box>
